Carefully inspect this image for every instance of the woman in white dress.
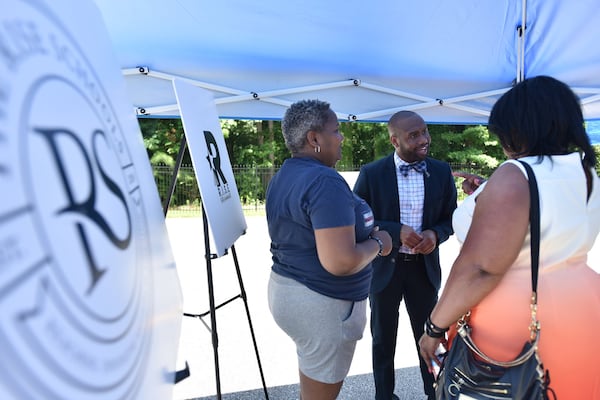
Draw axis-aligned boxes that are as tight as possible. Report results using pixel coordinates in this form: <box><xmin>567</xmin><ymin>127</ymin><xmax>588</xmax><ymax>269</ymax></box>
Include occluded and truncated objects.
<box><xmin>418</xmin><ymin>75</ymin><xmax>600</xmax><ymax>399</ymax></box>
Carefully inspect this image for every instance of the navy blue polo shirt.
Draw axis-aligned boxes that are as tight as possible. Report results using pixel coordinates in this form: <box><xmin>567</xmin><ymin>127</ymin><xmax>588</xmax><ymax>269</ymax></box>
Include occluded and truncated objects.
<box><xmin>266</xmin><ymin>157</ymin><xmax>374</xmax><ymax>301</ymax></box>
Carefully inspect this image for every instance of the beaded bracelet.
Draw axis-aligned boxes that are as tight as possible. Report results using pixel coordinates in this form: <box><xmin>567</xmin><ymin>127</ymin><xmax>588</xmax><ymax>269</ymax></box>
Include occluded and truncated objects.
<box><xmin>368</xmin><ymin>235</ymin><xmax>384</xmax><ymax>257</ymax></box>
<box><xmin>424</xmin><ymin>317</ymin><xmax>448</xmax><ymax>338</ymax></box>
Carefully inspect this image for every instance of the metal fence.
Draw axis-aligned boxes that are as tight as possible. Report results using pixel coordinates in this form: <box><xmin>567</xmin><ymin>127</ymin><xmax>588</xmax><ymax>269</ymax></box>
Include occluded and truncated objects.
<box><xmin>153</xmin><ymin>164</ymin><xmax>276</xmax><ymax>216</ymax></box>
<box><xmin>153</xmin><ymin>163</ymin><xmax>483</xmax><ymax>216</ymax></box>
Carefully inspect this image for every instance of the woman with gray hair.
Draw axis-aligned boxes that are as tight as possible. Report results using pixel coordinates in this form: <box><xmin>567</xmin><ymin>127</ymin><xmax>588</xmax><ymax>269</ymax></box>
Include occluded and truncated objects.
<box><xmin>266</xmin><ymin>99</ymin><xmax>392</xmax><ymax>399</ymax></box>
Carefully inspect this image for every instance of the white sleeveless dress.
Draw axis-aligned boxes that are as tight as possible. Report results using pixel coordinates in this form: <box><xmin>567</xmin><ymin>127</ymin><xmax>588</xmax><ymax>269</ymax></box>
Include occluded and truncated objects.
<box><xmin>452</xmin><ymin>153</ymin><xmax>600</xmax><ymax>399</ymax></box>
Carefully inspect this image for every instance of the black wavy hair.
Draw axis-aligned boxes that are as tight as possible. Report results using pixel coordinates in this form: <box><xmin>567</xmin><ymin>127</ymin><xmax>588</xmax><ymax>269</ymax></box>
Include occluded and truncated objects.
<box><xmin>488</xmin><ymin>75</ymin><xmax>596</xmax><ymax>169</ymax></box>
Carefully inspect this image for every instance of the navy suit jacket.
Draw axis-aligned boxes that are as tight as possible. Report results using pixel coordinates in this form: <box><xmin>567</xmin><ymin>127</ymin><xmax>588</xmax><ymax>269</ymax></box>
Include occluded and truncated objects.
<box><xmin>353</xmin><ymin>154</ymin><xmax>457</xmax><ymax>293</ymax></box>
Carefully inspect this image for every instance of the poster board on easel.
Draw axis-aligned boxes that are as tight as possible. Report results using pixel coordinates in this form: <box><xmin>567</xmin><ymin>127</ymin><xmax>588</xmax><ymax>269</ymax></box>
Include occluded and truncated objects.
<box><xmin>172</xmin><ymin>80</ymin><xmax>247</xmax><ymax>257</ymax></box>
<box><xmin>171</xmin><ymin>80</ymin><xmax>267</xmax><ymax>400</ymax></box>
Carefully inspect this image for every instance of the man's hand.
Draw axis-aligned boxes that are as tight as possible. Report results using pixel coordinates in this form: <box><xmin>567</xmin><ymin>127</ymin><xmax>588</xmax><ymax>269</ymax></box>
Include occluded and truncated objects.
<box><xmin>400</xmin><ymin>226</ymin><xmax>437</xmax><ymax>254</ymax></box>
<box><xmin>412</xmin><ymin>229</ymin><xmax>437</xmax><ymax>254</ymax></box>
<box><xmin>400</xmin><ymin>224</ymin><xmax>422</xmax><ymax>249</ymax></box>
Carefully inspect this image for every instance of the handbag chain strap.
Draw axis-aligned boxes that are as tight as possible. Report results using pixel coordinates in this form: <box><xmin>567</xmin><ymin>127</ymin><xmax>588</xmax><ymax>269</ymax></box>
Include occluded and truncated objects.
<box><xmin>456</xmin><ymin>159</ymin><xmax>541</xmax><ymax>368</ymax></box>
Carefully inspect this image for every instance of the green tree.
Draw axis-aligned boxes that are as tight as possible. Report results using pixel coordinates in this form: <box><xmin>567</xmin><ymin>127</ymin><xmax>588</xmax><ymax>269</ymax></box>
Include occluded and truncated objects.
<box><xmin>430</xmin><ymin>125</ymin><xmax>504</xmax><ymax>176</ymax></box>
<box><xmin>221</xmin><ymin>119</ymin><xmax>287</xmax><ymax>166</ymax></box>
<box><xmin>221</xmin><ymin>119</ymin><xmax>288</xmax><ymax>204</ymax></box>
<box><xmin>138</xmin><ymin>118</ymin><xmax>198</xmax><ymax>207</ymax></box>
<box><xmin>339</xmin><ymin>121</ymin><xmax>389</xmax><ymax>168</ymax></box>
<box><xmin>139</xmin><ymin>117</ymin><xmax>514</xmax><ymax>206</ymax></box>
<box><xmin>138</xmin><ymin>118</ymin><xmax>188</xmax><ymax>165</ymax></box>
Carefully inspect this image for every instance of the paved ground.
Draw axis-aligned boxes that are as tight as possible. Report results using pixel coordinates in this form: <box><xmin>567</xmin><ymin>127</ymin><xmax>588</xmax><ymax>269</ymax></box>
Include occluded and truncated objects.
<box><xmin>165</xmin><ymin>216</ymin><xmax>458</xmax><ymax>400</ymax></box>
<box><xmin>166</xmin><ymin>215</ymin><xmax>600</xmax><ymax>400</ymax></box>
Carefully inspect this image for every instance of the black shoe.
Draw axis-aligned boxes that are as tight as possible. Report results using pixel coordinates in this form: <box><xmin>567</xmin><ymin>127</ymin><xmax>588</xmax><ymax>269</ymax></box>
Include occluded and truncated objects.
<box><xmin>391</xmin><ymin>395</ymin><xmax>400</xmax><ymax>400</ymax></box>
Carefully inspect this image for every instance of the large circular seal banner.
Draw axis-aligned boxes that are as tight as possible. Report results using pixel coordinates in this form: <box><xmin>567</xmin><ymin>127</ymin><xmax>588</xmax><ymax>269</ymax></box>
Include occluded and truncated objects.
<box><xmin>0</xmin><ymin>0</ymin><xmax>183</xmax><ymax>399</ymax></box>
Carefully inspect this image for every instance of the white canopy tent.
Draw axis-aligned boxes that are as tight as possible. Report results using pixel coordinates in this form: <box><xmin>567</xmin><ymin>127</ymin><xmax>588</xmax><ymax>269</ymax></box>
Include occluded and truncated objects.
<box><xmin>93</xmin><ymin>0</ymin><xmax>600</xmax><ymax>125</ymax></box>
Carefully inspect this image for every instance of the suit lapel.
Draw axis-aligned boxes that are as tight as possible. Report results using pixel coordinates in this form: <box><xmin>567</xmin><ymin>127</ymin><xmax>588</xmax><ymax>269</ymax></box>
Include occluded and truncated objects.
<box><xmin>385</xmin><ymin>155</ymin><xmax>401</xmax><ymax>219</ymax></box>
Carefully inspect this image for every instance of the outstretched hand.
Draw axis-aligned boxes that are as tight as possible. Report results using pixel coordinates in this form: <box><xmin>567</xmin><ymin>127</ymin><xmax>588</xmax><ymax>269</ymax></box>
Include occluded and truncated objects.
<box><xmin>452</xmin><ymin>171</ymin><xmax>485</xmax><ymax>195</ymax></box>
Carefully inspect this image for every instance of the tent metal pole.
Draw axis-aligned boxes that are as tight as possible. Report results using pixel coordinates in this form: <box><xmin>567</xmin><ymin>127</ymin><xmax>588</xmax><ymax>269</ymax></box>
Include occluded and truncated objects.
<box><xmin>516</xmin><ymin>0</ymin><xmax>527</xmax><ymax>83</ymax></box>
<box><xmin>580</xmin><ymin>94</ymin><xmax>600</xmax><ymax>106</ymax></box>
<box><xmin>353</xmin><ymin>87</ymin><xmax>510</xmax><ymax>121</ymax></box>
<box><xmin>123</xmin><ymin>68</ymin><xmax>515</xmax><ymax>120</ymax></box>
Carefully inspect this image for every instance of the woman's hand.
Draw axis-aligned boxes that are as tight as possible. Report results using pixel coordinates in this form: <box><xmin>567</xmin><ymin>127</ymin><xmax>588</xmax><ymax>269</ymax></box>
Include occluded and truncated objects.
<box><xmin>452</xmin><ymin>171</ymin><xmax>486</xmax><ymax>195</ymax></box>
<box><xmin>370</xmin><ymin>226</ymin><xmax>393</xmax><ymax>256</ymax></box>
<box><xmin>418</xmin><ymin>333</ymin><xmax>446</xmax><ymax>375</ymax></box>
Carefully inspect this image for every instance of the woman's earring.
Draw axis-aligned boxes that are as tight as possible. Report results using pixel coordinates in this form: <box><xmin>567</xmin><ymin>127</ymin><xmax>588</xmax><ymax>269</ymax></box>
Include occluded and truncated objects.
<box><xmin>314</xmin><ymin>145</ymin><xmax>321</xmax><ymax>153</ymax></box>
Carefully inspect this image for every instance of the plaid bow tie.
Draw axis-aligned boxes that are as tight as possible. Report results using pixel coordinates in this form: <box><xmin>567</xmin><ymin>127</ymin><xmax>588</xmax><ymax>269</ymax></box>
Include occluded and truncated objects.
<box><xmin>399</xmin><ymin>161</ymin><xmax>428</xmax><ymax>177</ymax></box>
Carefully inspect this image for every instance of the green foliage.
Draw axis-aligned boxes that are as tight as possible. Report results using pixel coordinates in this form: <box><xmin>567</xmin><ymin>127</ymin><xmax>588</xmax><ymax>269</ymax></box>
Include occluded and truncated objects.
<box><xmin>339</xmin><ymin>121</ymin><xmax>389</xmax><ymax>168</ymax></box>
<box><xmin>140</xmin><ymin>117</ymin><xmax>512</xmax><ymax>208</ymax></box>
<box><xmin>222</xmin><ymin>119</ymin><xmax>288</xmax><ymax>167</ymax></box>
<box><xmin>140</xmin><ymin>118</ymin><xmax>288</xmax><ymax>206</ymax></box>
<box><xmin>175</xmin><ymin>168</ymin><xmax>200</xmax><ymax>206</ymax></box>
<box><xmin>221</xmin><ymin>120</ymin><xmax>286</xmax><ymax>204</ymax></box>
<box><xmin>235</xmin><ymin>169</ymin><xmax>266</xmax><ymax>204</ymax></box>
<box><xmin>150</xmin><ymin>152</ymin><xmax>176</xmax><ymax>166</ymax></box>
<box><xmin>139</xmin><ymin>118</ymin><xmax>187</xmax><ymax>165</ymax></box>
<box><xmin>430</xmin><ymin>124</ymin><xmax>504</xmax><ymax>177</ymax></box>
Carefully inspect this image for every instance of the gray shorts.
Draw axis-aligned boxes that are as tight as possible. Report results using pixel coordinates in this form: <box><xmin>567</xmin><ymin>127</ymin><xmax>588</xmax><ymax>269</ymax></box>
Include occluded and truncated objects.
<box><xmin>267</xmin><ymin>271</ymin><xmax>367</xmax><ymax>384</ymax></box>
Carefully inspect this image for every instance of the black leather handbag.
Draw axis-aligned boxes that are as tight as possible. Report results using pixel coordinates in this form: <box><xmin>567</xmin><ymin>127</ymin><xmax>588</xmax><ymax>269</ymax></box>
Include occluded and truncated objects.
<box><xmin>435</xmin><ymin>160</ymin><xmax>555</xmax><ymax>400</ymax></box>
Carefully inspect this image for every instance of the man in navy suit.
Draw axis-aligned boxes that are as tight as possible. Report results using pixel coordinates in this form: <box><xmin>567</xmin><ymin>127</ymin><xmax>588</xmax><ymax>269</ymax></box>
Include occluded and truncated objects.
<box><xmin>353</xmin><ymin>111</ymin><xmax>457</xmax><ymax>400</ymax></box>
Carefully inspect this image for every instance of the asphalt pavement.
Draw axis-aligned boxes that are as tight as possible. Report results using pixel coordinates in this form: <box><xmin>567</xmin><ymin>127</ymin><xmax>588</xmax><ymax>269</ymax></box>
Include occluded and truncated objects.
<box><xmin>166</xmin><ymin>215</ymin><xmax>600</xmax><ymax>400</ymax></box>
<box><xmin>164</xmin><ymin>216</ymin><xmax>459</xmax><ymax>400</ymax></box>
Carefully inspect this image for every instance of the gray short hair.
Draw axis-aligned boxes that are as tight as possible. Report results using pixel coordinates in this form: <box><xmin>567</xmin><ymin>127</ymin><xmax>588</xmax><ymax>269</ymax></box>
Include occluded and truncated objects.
<box><xmin>281</xmin><ymin>99</ymin><xmax>332</xmax><ymax>154</ymax></box>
